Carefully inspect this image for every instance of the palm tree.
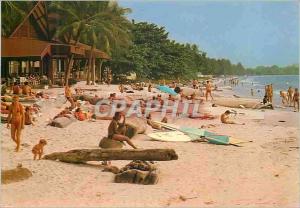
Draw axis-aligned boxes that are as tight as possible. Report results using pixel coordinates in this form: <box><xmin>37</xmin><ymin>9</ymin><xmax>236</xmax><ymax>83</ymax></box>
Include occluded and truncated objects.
<box><xmin>1</xmin><ymin>1</ymin><xmax>34</xmax><ymax>37</ymax></box>
<box><xmin>49</xmin><ymin>1</ymin><xmax>103</xmax><ymax>85</ymax></box>
<box><xmin>81</xmin><ymin>1</ymin><xmax>132</xmax><ymax>85</ymax></box>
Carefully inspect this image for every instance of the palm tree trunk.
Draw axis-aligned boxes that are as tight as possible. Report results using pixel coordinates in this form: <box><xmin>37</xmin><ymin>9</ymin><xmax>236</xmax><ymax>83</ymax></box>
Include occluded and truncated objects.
<box><xmin>65</xmin><ymin>28</ymin><xmax>82</xmax><ymax>86</ymax></box>
<box><xmin>83</xmin><ymin>59</ymin><xmax>88</xmax><ymax>80</ymax></box>
<box><xmin>99</xmin><ymin>60</ymin><xmax>103</xmax><ymax>83</ymax></box>
<box><xmin>86</xmin><ymin>45</ymin><xmax>95</xmax><ymax>85</ymax></box>
<box><xmin>92</xmin><ymin>57</ymin><xmax>96</xmax><ymax>85</ymax></box>
<box><xmin>64</xmin><ymin>54</ymin><xmax>74</xmax><ymax>86</ymax></box>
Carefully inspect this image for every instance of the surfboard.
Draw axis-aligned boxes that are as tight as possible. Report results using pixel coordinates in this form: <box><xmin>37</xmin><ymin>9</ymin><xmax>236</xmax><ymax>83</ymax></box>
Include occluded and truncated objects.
<box><xmin>147</xmin><ymin>131</ymin><xmax>192</xmax><ymax>142</ymax></box>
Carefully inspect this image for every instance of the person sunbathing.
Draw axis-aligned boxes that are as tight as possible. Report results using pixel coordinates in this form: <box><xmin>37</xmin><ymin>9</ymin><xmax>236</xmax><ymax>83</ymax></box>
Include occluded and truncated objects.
<box><xmin>53</xmin><ymin>108</ymin><xmax>72</xmax><ymax>120</ymax></box>
<box><xmin>7</xmin><ymin>95</ymin><xmax>25</xmax><ymax>152</ymax></box>
<box><xmin>107</xmin><ymin>112</ymin><xmax>137</xmax><ymax>149</ymax></box>
<box><xmin>221</xmin><ymin>110</ymin><xmax>245</xmax><ymax>125</ymax></box>
<box><xmin>35</xmin><ymin>91</ymin><xmax>49</xmax><ymax>99</ymax></box>
<box><xmin>146</xmin><ymin>114</ymin><xmax>162</xmax><ymax>130</ymax></box>
<box><xmin>74</xmin><ymin>107</ymin><xmax>92</xmax><ymax>121</ymax></box>
<box><xmin>1</xmin><ymin>102</ymin><xmax>10</xmax><ymax>114</ymax></box>
<box><xmin>75</xmin><ymin>88</ymin><xmax>83</xmax><ymax>95</ymax></box>
<box><xmin>161</xmin><ymin>116</ymin><xmax>168</xmax><ymax>123</ymax></box>
<box><xmin>12</xmin><ymin>82</ymin><xmax>21</xmax><ymax>95</ymax></box>
<box><xmin>25</xmin><ymin>106</ymin><xmax>35</xmax><ymax>126</ymax></box>
<box><xmin>22</xmin><ymin>82</ymin><xmax>34</xmax><ymax>96</ymax></box>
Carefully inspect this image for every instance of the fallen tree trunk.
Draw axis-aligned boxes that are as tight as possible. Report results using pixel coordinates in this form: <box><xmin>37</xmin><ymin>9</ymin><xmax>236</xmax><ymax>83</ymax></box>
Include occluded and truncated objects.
<box><xmin>44</xmin><ymin>149</ymin><xmax>178</xmax><ymax>163</ymax></box>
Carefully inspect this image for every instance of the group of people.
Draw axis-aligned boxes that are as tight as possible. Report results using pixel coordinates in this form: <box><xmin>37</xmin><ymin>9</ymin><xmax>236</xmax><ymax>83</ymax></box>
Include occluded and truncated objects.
<box><xmin>280</xmin><ymin>87</ymin><xmax>299</xmax><ymax>111</ymax></box>
<box><xmin>11</xmin><ymin>82</ymin><xmax>34</xmax><ymax>96</ymax></box>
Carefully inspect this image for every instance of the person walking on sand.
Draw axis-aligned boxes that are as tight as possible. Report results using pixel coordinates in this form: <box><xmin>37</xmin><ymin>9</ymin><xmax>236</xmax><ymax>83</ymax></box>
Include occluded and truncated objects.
<box><xmin>287</xmin><ymin>87</ymin><xmax>294</xmax><ymax>106</ymax></box>
<box><xmin>119</xmin><ymin>84</ymin><xmax>124</xmax><ymax>93</ymax></box>
<box><xmin>205</xmin><ymin>80</ymin><xmax>213</xmax><ymax>101</ymax></box>
<box><xmin>251</xmin><ymin>89</ymin><xmax>254</xmax><ymax>96</ymax></box>
<box><xmin>7</xmin><ymin>96</ymin><xmax>25</xmax><ymax>152</ymax></box>
<box><xmin>192</xmin><ymin>79</ymin><xmax>198</xmax><ymax>89</ymax></box>
<box><xmin>293</xmin><ymin>88</ymin><xmax>299</xmax><ymax>112</ymax></box>
<box><xmin>108</xmin><ymin>112</ymin><xmax>137</xmax><ymax>149</ymax></box>
<box><xmin>65</xmin><ymin>85</ymin><xmax>75</xmax><ymax>109</ymax></box>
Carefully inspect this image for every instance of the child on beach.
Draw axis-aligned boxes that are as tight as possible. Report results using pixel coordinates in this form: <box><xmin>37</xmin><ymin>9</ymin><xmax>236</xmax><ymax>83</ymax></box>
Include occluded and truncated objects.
<box><xmin>32</xmin><ymin>139</ymin><xmax>47</xmax><ymax>160</ymax></box>
<box><xmin>221</xmin><ymin>110</ymin><xmax>245</xmax><ymax>125</ymax></box>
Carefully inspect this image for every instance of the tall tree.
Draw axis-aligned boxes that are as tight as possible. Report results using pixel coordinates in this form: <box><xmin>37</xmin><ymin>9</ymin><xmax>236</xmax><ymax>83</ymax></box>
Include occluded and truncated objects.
<box><xmin>81</xmin><ymin>1</ymin><xmax>132</xmax><ymax>85</ymax></box>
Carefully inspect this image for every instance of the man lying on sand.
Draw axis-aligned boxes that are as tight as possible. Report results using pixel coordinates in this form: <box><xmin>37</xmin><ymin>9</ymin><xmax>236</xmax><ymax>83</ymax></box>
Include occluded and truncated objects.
<box><xmin>221</xmin><ymin>110</ymin><xmax>245</xmax><ymax>125</ymax></box>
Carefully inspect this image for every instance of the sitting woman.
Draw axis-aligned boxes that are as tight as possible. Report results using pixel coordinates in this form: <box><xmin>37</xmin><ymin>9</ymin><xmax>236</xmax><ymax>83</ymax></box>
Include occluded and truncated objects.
<box><xmin>12</xmin><ymin>82</ymin><xmax>21</xmax><ymax>95</ymax></box>
<box><xmin>25</xmin><ymin>106</ymin><xmax>35</xmax><ymax>125</ymax></box>
<box><xmin>108</xmin><ymin>112</ymin><xmax>137</xmax><ymax>149</ymax></box>
<box><xmin>221</xmin><ymin>110</ymin><xmax>245</xmax><ymax>125</ymax></box>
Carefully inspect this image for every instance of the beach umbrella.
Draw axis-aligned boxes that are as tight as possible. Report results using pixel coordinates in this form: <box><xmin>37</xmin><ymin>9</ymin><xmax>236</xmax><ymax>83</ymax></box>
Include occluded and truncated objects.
<box><xmin>156</xmin><ymin>85</ymin><xmax>177</xmax><ymax>95</ymax></box>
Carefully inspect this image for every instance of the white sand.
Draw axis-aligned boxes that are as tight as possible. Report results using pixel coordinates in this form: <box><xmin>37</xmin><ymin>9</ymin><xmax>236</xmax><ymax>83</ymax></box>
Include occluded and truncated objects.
<box><xmin>1</xmin><ymin>83</ymin><xmax>299</xmax><ymax>207</ymax></box>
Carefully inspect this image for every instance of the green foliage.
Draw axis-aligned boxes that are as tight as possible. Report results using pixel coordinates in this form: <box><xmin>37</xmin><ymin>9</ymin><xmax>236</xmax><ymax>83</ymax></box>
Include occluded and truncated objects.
<box><xmin>111</xmin><ymin>21</ymin><xmax>246</xmax><ymax>80</ymax></box>
<box><xmin>246</xmin><ymin>64</ymin><xmax>299</xmax><ymax>75</ymax></box>
<box><xmin>1</xmin><ymin>1</ymin><xmax>34</xmax><ymax>37</ymax></box>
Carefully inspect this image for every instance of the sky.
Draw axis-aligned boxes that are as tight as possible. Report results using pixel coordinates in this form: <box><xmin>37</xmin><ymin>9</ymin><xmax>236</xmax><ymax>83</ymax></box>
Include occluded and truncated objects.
<box><xmin>118</xmin><ymin>0</ymin><xmax>299</xmax><ymax>68</ymax></box>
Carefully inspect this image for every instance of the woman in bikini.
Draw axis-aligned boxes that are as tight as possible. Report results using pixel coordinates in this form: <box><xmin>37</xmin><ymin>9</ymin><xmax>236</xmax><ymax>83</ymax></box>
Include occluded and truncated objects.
<box><xmin>7</xmin><ymin>96</ymin><xmax>25</xmax><ymax>152</ymax></box>
<box><xmin>107</xmin><ymin>112</ymin><xmax>137</xmax><ymax>149</ymax></box>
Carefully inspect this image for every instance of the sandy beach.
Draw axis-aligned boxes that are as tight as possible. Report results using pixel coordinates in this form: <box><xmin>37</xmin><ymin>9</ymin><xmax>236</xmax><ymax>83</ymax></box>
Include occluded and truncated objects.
<box><xmin>1</xmin><ymin>82</ymin><xmax>299</xmax><ymax>207</ymax></box>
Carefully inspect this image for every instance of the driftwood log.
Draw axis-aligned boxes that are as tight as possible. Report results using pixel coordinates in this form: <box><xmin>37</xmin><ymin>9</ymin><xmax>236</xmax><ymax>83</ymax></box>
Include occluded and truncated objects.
<box><xmin>44</xmin><ymin>149</ymin><xmax>178</xmax><ymax>163</ymax></box>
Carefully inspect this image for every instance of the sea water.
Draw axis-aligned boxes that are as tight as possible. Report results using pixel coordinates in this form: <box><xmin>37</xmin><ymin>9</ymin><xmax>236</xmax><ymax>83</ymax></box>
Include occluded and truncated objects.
<box><xmin>230</xmin><ymin>75</ymin><xmax>299</xmax><ymax>105</ymax></box>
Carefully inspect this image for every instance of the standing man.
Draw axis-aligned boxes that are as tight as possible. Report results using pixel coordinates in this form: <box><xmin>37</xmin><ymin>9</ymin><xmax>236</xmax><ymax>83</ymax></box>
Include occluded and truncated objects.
<box><xmin>192</xmin><ymin>79</ymin><xmax>198</xmax><ymax>89</ymax></box>
<box><xmin>205</xmin><ymin>80</ymin><xmax>214</xmax><ymax>101</ymax></box>
<box><xmin>287</xmin><ymin>87</ymin><xmax>294</xmax><ymax>106</ymax></box>
<box><xmin>293</xmin><ymin>88</ymin><xmax>299</xmax><ymax>112</ymax></box>
<box><xmin>268</xmin><ymin>84</ymin><xmax>273</xmax><ymax>103</ymax></box>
